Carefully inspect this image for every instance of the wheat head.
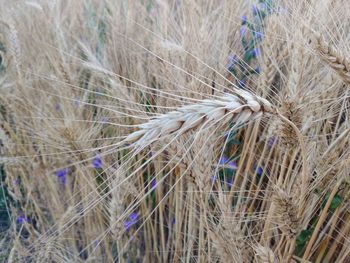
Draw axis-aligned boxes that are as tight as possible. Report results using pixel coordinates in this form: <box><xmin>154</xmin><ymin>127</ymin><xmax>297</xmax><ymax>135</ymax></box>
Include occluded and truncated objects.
<box><xmin>124</xmin><ymin>90</ymin><xmax>273</xmax><ymax>148</ymax></box>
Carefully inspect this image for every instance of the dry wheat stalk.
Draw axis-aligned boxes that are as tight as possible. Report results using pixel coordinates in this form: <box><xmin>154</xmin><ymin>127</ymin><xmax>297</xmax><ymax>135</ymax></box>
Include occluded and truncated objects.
<box><xmin>313</xmin><ymin>33</ymin><xmax>350</xmax><ymax>85</ymax></box>
<box><xmin>124</xmin><ymin>90</ymin><xmax>273</xmax><ymax>148</ymax></box>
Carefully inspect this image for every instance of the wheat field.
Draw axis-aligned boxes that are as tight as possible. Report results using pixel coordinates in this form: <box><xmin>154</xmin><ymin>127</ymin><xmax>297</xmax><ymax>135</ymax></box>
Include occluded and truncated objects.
<box><xmin>0</xmin><ymin>0</ymin><xmax>349</xmax><ymax>262</ymax></box>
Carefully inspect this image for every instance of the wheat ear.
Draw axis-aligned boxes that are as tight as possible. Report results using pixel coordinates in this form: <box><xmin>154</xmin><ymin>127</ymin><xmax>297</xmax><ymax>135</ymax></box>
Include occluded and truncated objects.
<box><xmin>254</xmin><ymin>245</ymin><xmax>278</xmax><ymax>263</ymax></box>
<box><xmin>124</xmin><ymin>90</ymin><xmax>273</xmax><ymax>148</ymax></box>
<box><xmin>313</xmin><ymin>33</ymin><xmax>350</xmax><ymax>85</ymax></box>
<box><xmin>259</xmin><ymin>14</ymin><xmax>288</xmax><ymax>91</ymax></box>
<box><xmin>6</xmin><ymin>21</ymin><xmax>21</xmax><ymax>77</ymax></box>
<box><xmin>272</xmin><ymin>188</ymin><xmax>300</xmax><ymax>239</ymax></box>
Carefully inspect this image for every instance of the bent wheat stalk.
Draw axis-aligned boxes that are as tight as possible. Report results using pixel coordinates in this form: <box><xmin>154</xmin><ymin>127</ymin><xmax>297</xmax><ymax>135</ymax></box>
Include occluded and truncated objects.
<box><xmin>124</xmin><ymin>90</ymin><xmax>273</xmax><ymax>148</ymax></box>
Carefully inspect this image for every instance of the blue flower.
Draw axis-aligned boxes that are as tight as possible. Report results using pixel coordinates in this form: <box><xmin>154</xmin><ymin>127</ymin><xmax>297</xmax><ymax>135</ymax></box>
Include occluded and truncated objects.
<box><xmin>55</xmin><ymin>168</ymin><xmax>68</xmax><ymax>177</ymax></box>
<box><xmin>227</xmin><ymin>161</ymin><xmax>238</xmax><ymax>170</ymax></box>
<box><xmin>219</xmin><ymin>156</ymin><xmax>238</xmax><ymax>170</ymax></box>
<box><xmin>255</xmin><ymin>31</ymin><xmax>264</xmax><ymax>40</ymax></box>
<box><xmin>124</xmin><ymin>212</ymin><xmax>138</xmax><ymax>230</ymax></box>
<box><xmin>239</xmin><ymin>26</ymin><xmax>247</xmax><ymax>38</ymax></box>
<box><xmin>129</xmin><ymin>212</ymin><xmax>138</xmax><ymax>221</ymax></box>
<box><xmin>227</xmin><ymin>54</ymin><xmax>237</xmax><ymax>70</ymax></box>
<box><xmin>226</xmin><ymin>179</ymin><xmax>233</xmax><ymax>187</ymax></box>
<box><xmin>150</xmin><ymin>178</ymin><xmax>157</xmax><ymax>190</ymax></box>
<box><xmin>55</xmin><ymin>168</ymin><xmax>68</xmax><ymax>185</ymax></box>
<box><xmin>92</xmin><ymin>155</ymin><xmax>102</xmax><ymax>169</ymax></box>
<box><xmin>252</xmin><ymin>5</ymin><xmax>259</xmax><ymax>15</ymax></box>
<box><xmin>241</xmin><ymin>15</ymin><xmax>248</xmax><ymax>24</ymax></box>
<box><xmin>253</xmin><ymin>164</ymin><xmax>264</xmax><ymax>176</ymax></box>
<box><xmin>251</xmin><ymin>48</ymin><xmax>260</xmax><ymax>58</ymax></box>
<box><xmin>267</xmin><ymin>137</ymin><xmax>277</xmax><ymax>148</ymax></box>
<box><xmin>239</xmin><ymin>79</ymin><xmax>247</xmax><ymax>88</ymax></box>
<box><xmin>219</xmin><ymin>156</ymin><xmax>229</xmax><ymax>165</ymax></box>
<box><xmin>17</xmin><ymin>215</ymin><xmax>29</xmax><ymax>224</ymax></box>
<box><xmin>256</xmin><ymin>167</ymin><xmax>263</xmax><ymax>175</ymax></box>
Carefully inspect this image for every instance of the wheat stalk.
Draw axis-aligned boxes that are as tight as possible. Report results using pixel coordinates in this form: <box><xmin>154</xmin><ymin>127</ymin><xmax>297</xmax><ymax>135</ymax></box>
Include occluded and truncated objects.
<box><xmin>124</xmin><ymin>90</ymin><xmax>273</xmax><ymax>148</ymax></box>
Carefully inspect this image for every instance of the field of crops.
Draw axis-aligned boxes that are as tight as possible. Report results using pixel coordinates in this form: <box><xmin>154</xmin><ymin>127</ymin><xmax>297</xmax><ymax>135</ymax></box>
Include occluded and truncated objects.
<box><xmin>0</xmin><ymin>0</ymin><xmax>349</xmax><ymax>262</ymax></box>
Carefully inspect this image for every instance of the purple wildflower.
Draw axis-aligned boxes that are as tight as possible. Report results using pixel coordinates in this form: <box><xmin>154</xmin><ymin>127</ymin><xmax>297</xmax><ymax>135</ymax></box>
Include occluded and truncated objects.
<box><xmin>92</xmin><ymin>155</ymin><xmax>102</xmax><ymax>169</ymax></box>
<box><xmin>17</xmin><ymin>215</ymin><xmax>29</xmax><ymax>224</ymax></box>
<box><xmin>255</xmin><ymin>67</ymin><xmax>261</xmax><ymax>74</ymax></box>
<box><xmin>267</xmin><ymin>137</ymin><xmax>277</xmax><ymax>148</ymax></box>
<box><xmin>251</xmin><ymin>47</ymin><xmax>260</xmax><ymax>58</ymax></box>
<box><xmin>252</xmin><ymin>4</ymin><xmax>259</xmax><ymax>15</ymax></box>
<box><xmin>255</xmin><ymin>31</ymin><xmax>264</xmax><ymax>40</ymax></box>
<box><xmin>226</xmin><ymin>179</ymin><xmax>233</xmax><ymax>187</ymax></box>
<box><xmin>227</xmin><ymin>54</ymin><xmax>237</xmax><ymax>70</ymax></box>
<box><xmin>124</xmin><ymin>212</ymin><xmax>138</xmax><ymax>230</ymax></box>
<box><xmin>239</xmin><ymin>26</ymin><xmax>247</xmax><ymax>38</ymax></box>
<box><xmin>129</xmin><ymin>212</ymin><xmax>138</xmax><ymax>221</ymax></box>
<box><xmin>227</xmin><ymin>161</ymin><xmax>238</xmax><ymax>170</ymax></box>
<box><xmin>55</xmin><ymin>168</ymin><xmax>68</xmax><ymax>185</ymax></box>
<box><xmin>239</xmin><ymin>79</ymin><xmax>247</xmax><ymax>88</ymax></box>
<box><xmin>219</xmin><ymin>156</ymin><xmax>229</xmax><ymax>165</ymax></box>
<box><xmin>253</xmin><ymin>164</ymin><xmax>264</xmax><ymax>176</ymax></box>
<box><xmin>150</xmin><ymin>178</ymin><xmax>157</xmax><ymax>190</ymax></box>
<box><xmin>219</xmin><ymin>156</ymin><xmax>238</xmax><ymax>170</ymax></box>
<box><xmin>241</xmin><ymin>15</ymin><xmax>248</xmax><ymax>24</ymax></box>
<box><xmin>124</xmin><ymin>221</ymin><xmax>134</xmax><ymax>230</ymax></box>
